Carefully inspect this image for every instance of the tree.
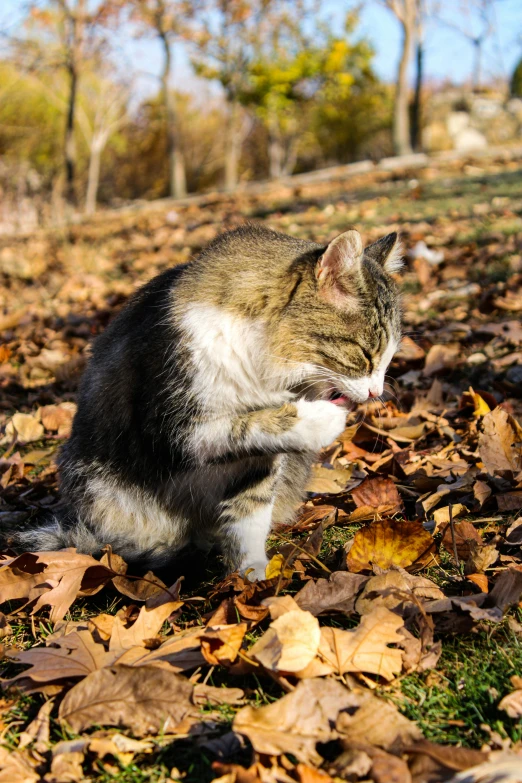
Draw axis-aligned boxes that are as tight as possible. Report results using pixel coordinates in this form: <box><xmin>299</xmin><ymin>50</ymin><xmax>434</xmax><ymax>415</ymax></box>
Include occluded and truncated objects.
<box><xmin>127</xmin><ymin>0</ymin><xmax>199</xmax><ymax>199</ymax></box>
<box><xmin>434</xmin><ymin>0</ymin><xmax>498</xmax><ymax>93</ymax></box>
<box><xmin>14</xmin><ymin>1</ymin><xmax>114</xmax><ymax>205</ymax></box>
<box><xmin>194</xmin><ymin>0</ymin><xmax>284</xmax><ymax>190</ymax></box>
<box><xmin>241</xmin><ymin>11</ymin><xmax>378</xmax><ymax>178</ymax></box>
<box><xmin>511</xmin><ymin>57</ymin><xmax>522</xmax><ymax>98</ymax></box>
<box><xmin>379</xmin><ymin>0</ymin><xmax>417</xmax><ymax>156</ymax></box>
<box><xmin>77</xmin><ymin>73</ymin><xmax>129</xmax><ymax>214</ymax></box>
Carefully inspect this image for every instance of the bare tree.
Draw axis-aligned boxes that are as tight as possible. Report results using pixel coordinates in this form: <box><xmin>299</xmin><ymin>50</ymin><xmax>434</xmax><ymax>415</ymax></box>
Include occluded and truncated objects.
<box><xmin>380</xmin><ymin>0</ymin><xmax>417</xmax><ymax>156</ymax></box>
<box><xmin>434</xmin><ymin>0</ymin><xmax>497</xmax><ymax>92</ymax></box>
<box><xmin>10</xmin><ymin>1</ymin><xmax>113</xmax><ymax>205</ymax></box>
<box><xmin>128</xmin><ymin>1</ymin><xmax>200</xmax><ymax>198</ymax></box>
<box><xmin>77</xmin><ymin>75</ymin><xmax>129</xmax><ymax>214</ymax></box>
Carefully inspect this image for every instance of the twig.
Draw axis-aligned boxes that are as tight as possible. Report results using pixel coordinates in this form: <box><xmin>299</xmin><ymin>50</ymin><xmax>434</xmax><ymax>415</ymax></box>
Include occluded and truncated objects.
<box><xmin>448</xmin><ymin>503</ymin><xmax>464</xmax><ymax>580</ymax></box>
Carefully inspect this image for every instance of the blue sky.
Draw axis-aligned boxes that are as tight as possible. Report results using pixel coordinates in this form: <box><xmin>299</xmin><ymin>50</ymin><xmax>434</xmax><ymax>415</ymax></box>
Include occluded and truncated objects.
<box><xmin>2</xmin><ymin>0</ymin><xmax>521</xmax><ymax>97</ymax></box>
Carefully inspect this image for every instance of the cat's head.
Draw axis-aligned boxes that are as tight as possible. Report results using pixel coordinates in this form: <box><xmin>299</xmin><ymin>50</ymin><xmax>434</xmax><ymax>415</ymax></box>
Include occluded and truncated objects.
<box><xmin>277</xmin><ymin>228</ymin><xmax>403</xmax><ymax>406</ymax></box>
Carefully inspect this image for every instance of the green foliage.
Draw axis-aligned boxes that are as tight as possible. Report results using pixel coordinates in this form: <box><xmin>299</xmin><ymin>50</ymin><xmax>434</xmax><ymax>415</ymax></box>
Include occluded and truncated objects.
<box><xmin>0</xmin><ymin>61</ymin><xmax>63</xmax><ymax>181</ymax></box>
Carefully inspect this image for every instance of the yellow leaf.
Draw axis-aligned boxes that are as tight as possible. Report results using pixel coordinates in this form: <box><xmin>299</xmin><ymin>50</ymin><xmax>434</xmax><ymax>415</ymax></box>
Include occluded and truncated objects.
<box><xmin>346</xmin><ymin>518</ymin><xmax>436</xmax><ymax>573</ymax></box>
<box><xmin>265</xmin><ymin>554</ymin><xmax>294</xmax><ymax>580</ymax></box>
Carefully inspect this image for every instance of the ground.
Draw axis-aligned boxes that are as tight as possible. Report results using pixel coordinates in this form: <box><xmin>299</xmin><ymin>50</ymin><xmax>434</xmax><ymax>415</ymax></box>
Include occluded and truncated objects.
<box><xmin>0</xmin><ymin>151</ymin><xmax>522</xmax><ymax>783</ymax></box>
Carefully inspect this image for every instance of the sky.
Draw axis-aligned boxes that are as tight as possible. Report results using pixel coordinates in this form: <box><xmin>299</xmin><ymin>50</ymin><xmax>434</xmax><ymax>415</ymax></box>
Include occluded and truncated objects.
<box><xmin>1</xmin><ymin>0</ymin><xmax>521</xmax><ymax>98</ymax></box>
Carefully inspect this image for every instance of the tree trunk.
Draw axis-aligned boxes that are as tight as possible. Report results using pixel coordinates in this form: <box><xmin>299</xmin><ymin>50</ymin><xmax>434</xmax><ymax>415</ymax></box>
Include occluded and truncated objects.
<box><xmin>85</xmin><ymin>138</ymin><xmax>103</xmax><ymax>215</ymax></box>
<box><xmin>65</xmin><ymin>63</ymin><xmax>78</xmax><ymax>205</ymax></box>
<box><xmin>268</xmin><ymin>134</ymin><xmax>284</xmax><ymax>179</ymax></box>
<box><xmin>224</xmin><ymin>100</ymin><xmax>241</xmax><ymax>191</ymax></box>
<box><xmin>472</xmin><ymin>38</ymin><xmax>482</xmax><ymax>92</ymax></box>
<box><xmin>394</xmin><ymin>18</ymin><xmax>413</xmax><ymax>156</ymax></box>
<box><xmin>160</xmin><ymin>32</ymin><xmax>186</xmax><ymax>199</ymax></box>
<box><xmin>411</xmin><ymin>36</ymin><xmax>423</xmax><ymax>151</ymax></box>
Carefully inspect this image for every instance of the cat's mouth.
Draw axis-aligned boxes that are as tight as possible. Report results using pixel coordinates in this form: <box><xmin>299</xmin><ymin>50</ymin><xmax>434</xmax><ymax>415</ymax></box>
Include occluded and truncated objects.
<box><xmin>328</xmin><ymin>390</ymin><xmax>354</xmax><ymax>408</ymax></box>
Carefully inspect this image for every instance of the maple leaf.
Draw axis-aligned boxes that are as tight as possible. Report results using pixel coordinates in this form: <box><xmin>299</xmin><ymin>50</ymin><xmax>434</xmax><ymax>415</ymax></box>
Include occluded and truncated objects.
<box><xmin>0</xmin><ymin>550</ymin><xmax>116</xmax><ymax>624</ymax></box>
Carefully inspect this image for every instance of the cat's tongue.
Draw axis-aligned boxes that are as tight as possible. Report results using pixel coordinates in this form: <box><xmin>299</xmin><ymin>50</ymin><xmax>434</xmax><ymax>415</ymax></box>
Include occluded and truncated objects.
<box><xmin>330</xmin><ymin>394</ymin><xmax>352</xmax><ymax>407</ymax></box>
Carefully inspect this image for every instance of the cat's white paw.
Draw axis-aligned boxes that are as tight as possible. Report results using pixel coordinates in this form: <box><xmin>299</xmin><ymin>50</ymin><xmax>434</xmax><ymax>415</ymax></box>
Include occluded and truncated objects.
<box><xmin>242</xmin><ymin>559</ymin><xmax>269</xmax><ymax>582</ymax></box>
<box><xmin>289</xmin><ymin>399</ymin><xmax>347</xmax><ymax>452</ymax></box>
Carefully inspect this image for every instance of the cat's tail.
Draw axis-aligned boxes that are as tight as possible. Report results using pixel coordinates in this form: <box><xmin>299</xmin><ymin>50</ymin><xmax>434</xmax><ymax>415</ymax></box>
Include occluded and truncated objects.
<box><xmin>0</xmin><ymin>508</ymin><xmax>100</xmax><ymax>555</ymax></box>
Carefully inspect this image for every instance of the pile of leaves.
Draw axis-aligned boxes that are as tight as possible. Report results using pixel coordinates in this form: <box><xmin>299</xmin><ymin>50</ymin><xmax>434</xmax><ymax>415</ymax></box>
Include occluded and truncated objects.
<box><xmin>0</xmin><ymin>153</ymin><xmax>522</xmax><ymax>781</ymax></box>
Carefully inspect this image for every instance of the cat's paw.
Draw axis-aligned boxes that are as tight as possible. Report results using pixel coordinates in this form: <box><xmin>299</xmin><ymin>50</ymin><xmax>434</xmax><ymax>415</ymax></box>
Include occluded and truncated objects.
<box><xmin>242</xmin><ymin>559</ymin><xmax>269</xmax><ymax>582</ymax></box>
<box><xmin>290</xmin><ymin>399</ymin><xmax>347</xmax><ymax>452</ymax></box>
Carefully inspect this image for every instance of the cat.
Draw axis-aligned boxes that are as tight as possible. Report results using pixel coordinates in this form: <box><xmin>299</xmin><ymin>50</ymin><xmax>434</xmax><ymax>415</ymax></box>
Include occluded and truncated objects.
<box><xmin>15</xmin><ymin>224</ymin><xmax>402</xmax><ymax>580</ymax></box>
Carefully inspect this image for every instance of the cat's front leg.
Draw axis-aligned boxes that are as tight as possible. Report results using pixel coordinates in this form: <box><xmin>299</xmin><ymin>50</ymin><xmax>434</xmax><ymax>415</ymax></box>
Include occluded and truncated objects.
<box><xmin>192</xmin><ymin>400</ymin><xmax>347</xmax><ymax>462</ymax></box>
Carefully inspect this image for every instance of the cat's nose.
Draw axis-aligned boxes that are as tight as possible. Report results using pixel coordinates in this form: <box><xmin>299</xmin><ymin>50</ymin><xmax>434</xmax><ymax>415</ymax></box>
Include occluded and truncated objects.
<box><xmin>368</xmin><ymin>388</ymin><xmax>380</xmax><ymax>399</ymax></box>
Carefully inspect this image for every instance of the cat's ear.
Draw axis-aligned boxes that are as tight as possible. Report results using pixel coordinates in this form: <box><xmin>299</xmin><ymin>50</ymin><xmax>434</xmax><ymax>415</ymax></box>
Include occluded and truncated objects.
<box><xmin>364</xmin><ymin>232</ymin><xmax>403</xmax><ymax>274</ymax></box>
<box><xmin>315</xmin><ymin>229</ymin><xmax>362</xmax><ymax>307</ymax></box>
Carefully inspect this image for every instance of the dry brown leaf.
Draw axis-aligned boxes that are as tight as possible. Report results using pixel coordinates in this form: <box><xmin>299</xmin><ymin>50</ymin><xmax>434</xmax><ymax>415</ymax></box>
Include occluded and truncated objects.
<box><xmin>336</xmin><ymin>692</ymin><xmax>421</xmax><ymax>750</ymax></box>
<box><xmin>432</xmin><ymin>504</ymin><xmax>468</xmax><ymax>528</ymax></box>
<box><xmin>2</xmin><ymin>413</ymin><xmax>44</xmax><ymax>445</ymax></box>
<box><xmin>0</xmin><ymin>746</ymin><xmax>39</xmax><ymax>783</ymax></box>
<box><xmin>354</xmin><ymin>567</ymin><xmax>444</xmax><ymax>615</ymax></box>
<box><xmin>423</xmin><ymin>344</ymin><xmax>461</xmax><ymax>376</ymax></box>
<box><xmin>306</xmin><ymin>466</ymin><xmax>351</xmax><ymax>494</ymax></box>
<box><xmin>0</xmin><ymin>550</ymin><xmax>116</xmax><ymax>624</ymax></box>
<box><xmin>249</xmin><ymin>608</ymin><xmax>321</xmax><ymax>672</ymax></box>
<box><xmin>441</xmin><ymin>520</ymin><xmax>482</xmax><ymax>561</ymax></box>
<box><xmin>233</xmin><ymin>678</ymin><xmax>357</xmax><ymax>766</ymax></box>
<box><xmin>464</xmin><ymin>543</ymin><xmax>498</xmax><ymax>575</ymax></box>
<box><xmin>108</xmin><ymin>585</ymin><xmax>183</xmax><ymax>651</ymax></box>
<box><xmin>294</xmin><ymin>571</ymin><xmax>369</xmax><ymax>616</ymax></box>
<box><xmin>351</xmin><ymin>477</ymin><xmax>403</xmax><ymax>514</ymax></box>
<box><xmin>296</xmin><ymin>606</ymin><xmax>404</xmax><ymax>681</ymax></box>
<box><xmin>4</xmin><ymin>630</ymin><xmax>111</xmax><ymax>689</ymax></box>
<box><xmin>109</xmin><ymin>625</ymin><xmax>206</xmax><ymax>672</ymax></box>
<box><xmin>18</xmin><ymin>699</ymin><xmax>53</xmax><ymax>752</ymax></box>
<box><xmin>59</xmin><ymin>664</ymin><xmax>199</xmax><ymax>736</ymax></box>
<box><xmin>498</xmin><ymin>689</ymin><xmax>522</xmax><ymax>718</ymax></box>
<box><xmin>479</xmin><ymin>408</ymin><xmax>522</xmax><ymax>475</ymax></box>
<box><xmin>467</xmin><ymin>573</ymin><xmax>489</xmax><ymax>592</ymax></box>
<box><xmin>201</xmin><ymin>623</ymin><xmax>247</xmax><ymax>666</ymax></box>
<box><xmin>112</xmin><ymin>570</ymin><xmax>169</xmax><ymax>602</ymax></box>
<box><xmin>346</xmin><ymin>519</ymin><xmax>436</xmax><ymax>573</ymax></box>
<box><xmin>39</xmin><ymin>403</ymin><xmax>76</xmax><ymax>436</ymax></box>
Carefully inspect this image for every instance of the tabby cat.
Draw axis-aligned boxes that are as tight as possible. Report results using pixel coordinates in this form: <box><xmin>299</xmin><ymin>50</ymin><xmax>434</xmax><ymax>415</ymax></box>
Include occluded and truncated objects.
<box><xmin>17</xmin><ymin>224</ymin><xmax>402</xmax><ymax>580</ymax></box>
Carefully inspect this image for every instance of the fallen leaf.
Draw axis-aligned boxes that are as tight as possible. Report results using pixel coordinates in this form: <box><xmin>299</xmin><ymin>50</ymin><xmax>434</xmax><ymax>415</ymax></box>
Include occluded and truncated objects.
<box><xmin>201</xmin><ymin>624</ymin><xmax>247</xmax><ymax>666</ymax></box>
<box><xmin>0</xmin><ymin>550</ymin><xmax>116</xmax><ymax>624</ymax></box>
<box><xmin>441</xmin><ymin>521</ymin><xmax>482</xmax><ymax>561</ymax></box>
<box><xmin>2</xmin><ymin>413</ymin><xmax>43</xmax><ymax>445</ymax></box>
<box><xmin>294</xmin><ymin>571</ymin><xmax>369</xmax><ymax>616</ymax></box>
<box><xmin>297</xmin><ymin>606</ymin><xmax>404</xmax><ymax>681</ymax></box>
<box><xmin>249</xmin><ymin>608</ymin><xmax>321</xmax><ymax>672</ymax></box>
<box><xmin>354</xmin><ymin>567</ymin><xmax>444</xmax><ymax>615</ymax></box>
<box><xmin>39</xmin><ymin>403</ymin><xmax>76</xmax><ymax>436</ymax></box>
<box><xmin>0</xmin><ymin>746</ymin><xmax>39</xmax><ymax>783</ymax></box>
<box><xmin>432</xmin><ymin>504</ymin><xmax>468</xmax><ymax>528</ymax></box>
<box><xmin>265</xmin><ymin>554</ymin><xmax>294</xmax><ymax>580</ymax></box>
<box><xmin>423</xmin><ymin>344</ymin><xmax>461</xmax><ymax>376</ymax></box>
<box><xmin>346</xmin><ymin>519</ymin><xmax>436</xmax><ymax>573</ymax></box>
<box><xmin>336</xmin><ymin>691</ymin><xmax>421</xmax><ymax>750</ymax></box>
<box><xmin>18</xmin><ymin>699</ymin><xmax>53</xmax><ymax>752</ymax></box>
<box><xmin>498</xmin><ymin>688</ymin><xmax>522</xmax><ymax>718</ymax></box>
<box><xmin>479</xmin><ymin>408</ymin><xmax>522</xmax><ymax>475</ymax></box>
<box><xmin>233</xmin><ymin>678</ymin><xmax>357</xmax><ymax>766</ymax></box>
<box><xmin>4</xmin><ymin>630</ymin><xmax>111</xmax><ymax>690</ymax></box>
<box><xmin>351</xmin><ymin>477</ymin><xmax>403</xmax><ymax>514</ymax></box>
<box><xmin>59</xmin><ymin>664</ymin><xmax>199</xmax><ymax>736</ymax></box>
<box><xmin>108</xmin><ymin>583</ymin><xmax>183</xmax><ymax>650</ymax></box>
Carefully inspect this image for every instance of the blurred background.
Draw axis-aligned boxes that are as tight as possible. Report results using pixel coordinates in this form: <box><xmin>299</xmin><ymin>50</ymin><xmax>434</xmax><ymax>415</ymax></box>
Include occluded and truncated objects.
<box><xmin>0</xmin><ymin>0</ymin><xmax>521</xmax><ymax>232</ymax></box>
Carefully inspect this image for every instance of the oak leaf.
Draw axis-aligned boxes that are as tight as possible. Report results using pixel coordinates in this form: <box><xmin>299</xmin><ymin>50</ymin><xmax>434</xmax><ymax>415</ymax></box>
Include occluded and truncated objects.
<box><xmin>346</xmin><ymin>519</ymin><xmax>436</xmax><ymax>573</ymax></box>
